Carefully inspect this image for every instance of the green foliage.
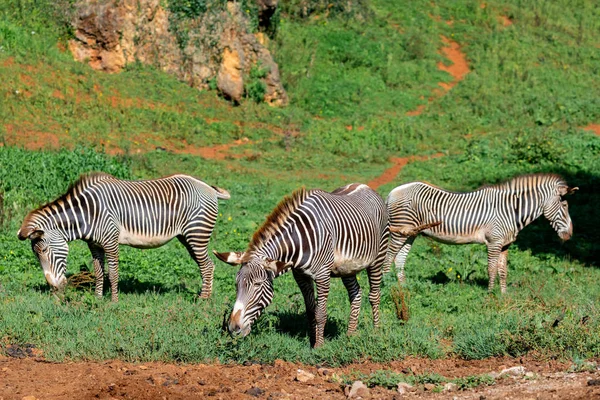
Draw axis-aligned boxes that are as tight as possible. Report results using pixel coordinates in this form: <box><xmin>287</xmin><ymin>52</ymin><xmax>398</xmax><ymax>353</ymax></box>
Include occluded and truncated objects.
<box><xmin>279</xmin><ymin>0</ymin><xmax>372</xmax><ymax>22</ymax></box>
<box><xmin>0</xmin><ymin>0</ymin><xmax>599</xmax><ymax>367</ymax></box>
<box><xmin>342</xmin><ymin>369</ymin><xmax>495</xmax><ymax>390</ymax></box>
<box><xmin>244</xmin><ymin>65</ymin><xmax>268</xmax><ymax>103</ymax></box>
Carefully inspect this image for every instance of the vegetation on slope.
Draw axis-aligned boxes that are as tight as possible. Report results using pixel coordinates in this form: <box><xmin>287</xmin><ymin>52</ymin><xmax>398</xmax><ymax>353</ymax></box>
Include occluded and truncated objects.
<box><xmin>0</xmin><ymin>0</ymin><xmax>599</xmax><ymax>365</ymax></box>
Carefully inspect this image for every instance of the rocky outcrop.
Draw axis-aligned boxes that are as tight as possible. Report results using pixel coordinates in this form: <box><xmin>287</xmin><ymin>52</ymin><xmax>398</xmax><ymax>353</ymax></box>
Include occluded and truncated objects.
<box><xmin>68</xmin><ymin>0</ymin><xmax>287</xmax><ymax>106</ymax></box>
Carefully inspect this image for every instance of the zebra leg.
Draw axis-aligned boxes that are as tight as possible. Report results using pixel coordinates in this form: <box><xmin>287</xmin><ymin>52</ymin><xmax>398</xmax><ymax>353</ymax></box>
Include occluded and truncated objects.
<box><xmin>88</xmin><ymin>243</ymin><xmax>105</xmax><ymax>298</ymax></box>
<box><xmin>341</xmin><ymin>276</ymin><xmax>362</xmax><ymax>336</ymax></box>
<box><xmin>366</xmin><ymin>264</ymin><xmax>383</xmax><ymax>328</ymax></box>
<box><xmin>498</xmin><ymin>246</ymin><xmax>510</xmax><ymax>294</ymax></box>
<box><xmin>395</xmin><ymin>236</ymin><xmax>415</xmax><ymax>284</ymax></box>
<box><xmin>105</xmin><ymin>245</ymin><xmax>120</xmax><ymax>302</ymax></box>
<box><xmin>486</xmin><ymin>243</ymin><xmax>502</xmax><ymax>293</ymax></box>
<box><xmin>313</xmin><ymin>275</ymin><xmax>331</xmax><ymax>348</ymax></box>
<box><xmin>383</xmin><ymin>233</ymin><xmax>410</xmax><ymax>274</ymax></box>
<box><xmin>178</xmin><ymin>235</ymin><xmax>214</xmax><ymax>299</ymax></box>
<box><xmin>292</xmin><ymin>270</ymin><xmax>317</xmax><ymax>346</ymax></box>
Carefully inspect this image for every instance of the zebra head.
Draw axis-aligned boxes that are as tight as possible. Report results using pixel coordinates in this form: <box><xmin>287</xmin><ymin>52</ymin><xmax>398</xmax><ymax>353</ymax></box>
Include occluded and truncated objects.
<box><xmin>214</xmin><ymin>251</ymin><xmax>291</xmax><ymax>337</ymax></box>
<box><xmin>18</xmin><ymin>227</ymin><xmax>69</xmax><ymax>290</ymax></box>
<box><xmin>543</xmin><ymin>184</ymin><xmax>578</xmax><ymax>241</ymax></box>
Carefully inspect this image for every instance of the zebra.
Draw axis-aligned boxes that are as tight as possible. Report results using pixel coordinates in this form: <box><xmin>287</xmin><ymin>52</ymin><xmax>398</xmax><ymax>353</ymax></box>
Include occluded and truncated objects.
<box><xmin>214</xmin><ymin>183</ymin><xmax>389</xmax><ymax>348</ymax></box>
<box><xmin>17</xmin><ymin>172</ymin><xmax>230</xmax><ymax>301</ymax></box>
<box><xmin>383</xmin><ymin>173</ymin><xmax>577</xmax><ymax>293</ymax></box>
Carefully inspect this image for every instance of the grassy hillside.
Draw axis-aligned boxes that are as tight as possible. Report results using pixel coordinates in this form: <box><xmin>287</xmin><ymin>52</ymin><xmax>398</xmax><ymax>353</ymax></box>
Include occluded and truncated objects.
<box><xmin>0</xmin><ymin>0</ymin><xmax>599</xmax><ymax>365</ymax></box>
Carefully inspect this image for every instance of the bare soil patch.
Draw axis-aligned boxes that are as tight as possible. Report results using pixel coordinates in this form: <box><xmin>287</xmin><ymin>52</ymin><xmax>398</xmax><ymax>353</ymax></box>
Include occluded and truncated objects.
<box><xmin>368</xmin><ymin>153</ymin><xmax>444</xmax><ymax>190</ymax></box>
<box><xmin>583</xmin><ymin>123</ymin><xmax>600</xmax><ymax>136</ymax></box>
<box><xmin>1</xmin><ymin>355</ymin><xmax>598</xmax><ymax>399</ymax></box>
<box><xmin>406</xmin><ymin>35</ymin><xmax>470</xmax><ymax>117</ymax></box>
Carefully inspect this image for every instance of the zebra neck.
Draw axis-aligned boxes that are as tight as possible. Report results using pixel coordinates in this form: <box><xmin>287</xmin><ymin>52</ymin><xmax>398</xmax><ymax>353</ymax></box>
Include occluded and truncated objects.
<box><xmin>35</xmin><ymin>203</ymin><xmax>88</xmax><ymax>242</ymax></box>
<box><xmin>513</xmin><ymin>195</ymin><xmax>544</xmax><ymax>231</ymax></box>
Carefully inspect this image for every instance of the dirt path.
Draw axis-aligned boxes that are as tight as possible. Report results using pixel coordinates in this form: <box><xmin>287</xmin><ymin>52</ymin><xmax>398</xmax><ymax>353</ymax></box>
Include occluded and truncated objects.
<box><xmin>583</xmin><ymin>123</ymin><xmax>600</xmax><ymax>136</ymax></box>
<box><xmin>367</xmin><ymin>153</ymin><xmax>444</xmax><ymax>190</ymax></box>
<box><xmin>1</xmin><ymin>355</ymin><xmax>598</xmax><ymax>399</ymax></box>
<box><xmin>406</xmin><ymin>35</ymin><xmax>470</xmax><ymax>117</ymax></box>
<box><xmin>369</xmin><ymin>34</ymin><xmax>470</xmax><ymax>190</ymax></box>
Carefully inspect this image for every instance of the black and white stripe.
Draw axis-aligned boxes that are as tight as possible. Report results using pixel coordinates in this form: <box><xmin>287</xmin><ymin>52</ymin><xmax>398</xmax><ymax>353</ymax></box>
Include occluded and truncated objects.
<box><xmin>215</xmin><ymin>183</ymin><xmax>389</xmax><ymax>348</ymax></box>
<box><xmin>383</xmin><ymin>174</ymin><xmax>577</xmax><ymax>293</ymax></box>
<box><xmin>18</xmin><ymin>172</ymin><xmax>230</xmax><ymax>301</ymax></box>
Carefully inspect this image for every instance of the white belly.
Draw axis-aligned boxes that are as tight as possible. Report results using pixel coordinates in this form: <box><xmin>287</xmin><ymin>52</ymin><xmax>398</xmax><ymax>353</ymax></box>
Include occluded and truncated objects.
<box><xmin>425</xmin><ymin>230</ymin><xmax>487</xmax><ymax>245</ymax></box>
<box><xmin>330</xmin><ymin>252</ymin><xmax>372</xmax><ymax>277</ymax></box>
<box><xmin>118</xmin><ymin>230</ymin><xmax>176</xmax><ymax>249</ymax></box>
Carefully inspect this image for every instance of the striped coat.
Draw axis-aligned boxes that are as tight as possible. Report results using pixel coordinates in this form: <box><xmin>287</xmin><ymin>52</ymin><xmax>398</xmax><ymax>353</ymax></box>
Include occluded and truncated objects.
<box><xmin>384</xmin><ymin>174</ymin><xmax>577</xmax><ymax>293</ymax></box>
<box><xmin>18</xmin><ymin>172</ymin><xmax>229</xmax><ymax>301</ymax></box>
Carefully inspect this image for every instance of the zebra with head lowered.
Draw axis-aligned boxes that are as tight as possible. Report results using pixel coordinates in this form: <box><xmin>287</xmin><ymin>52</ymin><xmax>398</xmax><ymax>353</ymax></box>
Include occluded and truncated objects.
<box><xmin>18</xmin><ymin>172</ymin><xmax>230</xmax><ymax>301</ymax></box>
<box><xmin>215</xmin><ymin>183</ymin><xmax>388</xmax><ymax>348</ymax></box>
<box><xmin>384</xmin><ymin>174</ymin><xmax>577</xmax><ymax>293</ymax></box>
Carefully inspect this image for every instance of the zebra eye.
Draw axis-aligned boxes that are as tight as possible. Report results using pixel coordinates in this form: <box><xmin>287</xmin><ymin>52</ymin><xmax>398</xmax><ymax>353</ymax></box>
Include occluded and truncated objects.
<box><xmin>561</xmin><ymin>200</ymin><xmax>568</xmax><ymax>207</ymax></box>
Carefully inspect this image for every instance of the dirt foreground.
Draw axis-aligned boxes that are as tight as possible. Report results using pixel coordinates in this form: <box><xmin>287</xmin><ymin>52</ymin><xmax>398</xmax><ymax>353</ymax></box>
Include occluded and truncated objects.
<box><xmin>1</xmin><ymin>355</ymin><xmax>599</xmax><ymax>399</ymax></box>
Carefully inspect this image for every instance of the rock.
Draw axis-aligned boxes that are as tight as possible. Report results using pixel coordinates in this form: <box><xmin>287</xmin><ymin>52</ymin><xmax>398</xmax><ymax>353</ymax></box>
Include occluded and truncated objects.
<box><xmin>396</xmin><ymin>382</ymin><xmax>415</xmax><ymax>394</ymax></box>
<box><xmin>317</xmin><ymin>367</ymin><xmax>331</xmax><ymax>376</ymax></box>
<box><xmin>525</xmin><ymin>371</ymin><xmax>535</xmax><ymax>378</ymax></box>
<box><xmin>346</xmin><ymin>380</ymin><xmax>370</xmax><ymax>398</ymax></box>
<box><xmin>246</xmin><ymin>387</ymin><xmax>265</xmax><ymax>397</ymax></box>
<box><xmin>443</xmin><ymin>382</ymin><xmax>458</xmax><ymax>392</ymax></box>
<box><xmin>295</xmin><ymin>369</ymin><xmax>315</xmax><ymax>383</ymax></box>
<box><xmin>217</xmin><ymin>39</ymin><xmax>244</xmax><ymax>102</ymax></box>
<box><xmin>588</xmin><ymin>379</ymin><xmax>600</xmax><ymax>386</ymax></box>
<box><xmin>499</xmin><ymin>366</ymin><xmax>527</xmax><ymax>377</ymax></box>
<box><xmin>69</xmin><ymin>0</ymin><xmax>287</xmax><ymax>105</ymax></box>
<box><xmin>423</xmin><ymin>383</ymin><xmax>436</xmax><ymax>391</ymax></box>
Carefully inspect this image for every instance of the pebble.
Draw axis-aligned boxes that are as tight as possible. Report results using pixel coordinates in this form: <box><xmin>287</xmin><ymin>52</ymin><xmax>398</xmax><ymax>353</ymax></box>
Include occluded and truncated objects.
<box><xmin>245</xmin><ymin>387</ymin><xmax>265</xmax><ymax>397</ymax></box>
<box><xmin>443</xmin><ymin>382</ymin><xmax>458</xmax><ymax>392</ymax></box>
<box><xmin>396</xmin><ymin>382</ymin><xmax>414</xmax><ymax>395</ymax></box>
<box><xmin>295</xmin><ymin>369</ymin><xmax>315</xmax><ymax>382</ymax></box>
<box><xmin>346</xmin><ymin>380</ymin><xmax>370</xmax><ymax>398</ymax></box>
<box><xmin>423</xmin><ymin>383</ymin><xmax>436</xmax><ymax>391</ymax></box>
<box><xmin>499</xmin><ymin>366</ymin><xmax>527</xmax><ymax>377</ymax></box>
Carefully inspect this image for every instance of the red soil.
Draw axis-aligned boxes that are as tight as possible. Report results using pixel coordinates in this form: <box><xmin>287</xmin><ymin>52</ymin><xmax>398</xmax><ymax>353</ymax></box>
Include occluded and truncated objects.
<box><xmin>368</xmin><ymin>153</ymin><xmax>444</xmax><ymax>190</ymax></box>
<box><xmin>1</xmin><ymin>354</ymin><xmax>598</xmax><ymax>399</ymax></box>
<box><xmin>582</xmin><ymin>123</ymin><xmax>600</xmax><ymax>136</ymax></box>
<box><xmin>499</xmin><ymin>15</ymin><xmax>513</xmax><ymax>27</ymax></box>
<box><xmin>406</xmin><ymin>35</ymin><xmax>470</xmax><ymax>117</ymax></box>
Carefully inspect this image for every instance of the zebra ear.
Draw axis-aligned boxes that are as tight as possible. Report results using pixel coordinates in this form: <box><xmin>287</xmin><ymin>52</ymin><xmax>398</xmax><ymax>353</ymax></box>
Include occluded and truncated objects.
<box><xmin>264</xmin><ymin>259</ymin><xmax>292</xmax><ymax>274</ymax></box>
<box><xmin>213</xmin><ymin>251</ymin><xmax>245</xmax><ymax>265</ymax></box>
<box><xmin>17</xmin><ymin>227</ymin><xmax>43</xmax><ymax>241</ymax></box>
<box><xmin>558</xmin><ymin>185</ymin><xmax>578</xmax><ymax>196</ymax></box>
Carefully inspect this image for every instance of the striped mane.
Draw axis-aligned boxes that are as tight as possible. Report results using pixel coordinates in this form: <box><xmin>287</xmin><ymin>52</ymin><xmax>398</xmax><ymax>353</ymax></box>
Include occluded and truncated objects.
<box><xmin>246</xmin><ymin>187</ymin><xmax>310</xmax><ymax>256</ymax></box>
<box><xmin>483</xmin><ymin>173</ymin><xmax>566</xmax><ymax>193</ymax></box>
<box><xmin>22</xmin><ymin>172</ymin><xmax>114</xmax><ymax>226</ymax></box>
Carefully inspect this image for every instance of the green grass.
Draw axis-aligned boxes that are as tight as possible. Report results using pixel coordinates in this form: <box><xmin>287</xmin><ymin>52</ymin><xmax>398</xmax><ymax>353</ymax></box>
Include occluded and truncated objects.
<box><xmin>0</xmin><ymin>0</ymin><xmax>599</xmax><ymax>365</ymax></box>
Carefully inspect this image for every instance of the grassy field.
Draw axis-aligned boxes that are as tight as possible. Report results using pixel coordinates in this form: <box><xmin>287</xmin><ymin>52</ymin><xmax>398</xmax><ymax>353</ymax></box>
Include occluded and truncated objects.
<box><xmin>0</xmin><ymin>0</ymin><xmax>599</xmax><ymax>366</ymax></box>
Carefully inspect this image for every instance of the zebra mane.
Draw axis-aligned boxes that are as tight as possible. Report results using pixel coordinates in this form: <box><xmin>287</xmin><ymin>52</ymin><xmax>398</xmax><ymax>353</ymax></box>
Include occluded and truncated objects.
<box><xmin>483</xmin><ymin>173</ymin><xmax>567</xmax><ymax>193</ymax></box>
<box><xmin>24</xmin><ymin>172</ymin><xmax>115</xmax><ymax>221</ymax></box>
<box><xmin>246</xmin><ymin>187</ymin><xmax>310</xmax><ymax>256</ymax></box>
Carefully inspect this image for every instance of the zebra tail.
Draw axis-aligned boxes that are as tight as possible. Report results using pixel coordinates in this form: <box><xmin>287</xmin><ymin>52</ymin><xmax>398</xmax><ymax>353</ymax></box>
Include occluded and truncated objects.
<box><xmin>212</xmin><ymin>185</ymin><xmax>231</xmax><ymax>200</ymax></box>
<box><xmin>390</xmin><ymin>221</ymin><xmax>441</xmax><ymax>236</ymax></box>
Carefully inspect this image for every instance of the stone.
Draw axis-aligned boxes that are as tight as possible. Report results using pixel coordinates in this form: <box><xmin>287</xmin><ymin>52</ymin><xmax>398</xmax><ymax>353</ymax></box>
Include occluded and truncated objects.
<box><xmin>443</xmin><ymin>382</ymin><xmax>458</xmax><ymax>392</ymax></box>
<box><xmin>245</xmin><ymin>387</ymin><xmax>265</xmax><ymax>397</ymax></box>
<box><xmin>69</xmin><ymin>0</ymin><xmax>287</xmax><ymax>105</ymax></box>
<box><xmin>396</xmin><ymin>382</ymin><xmax>414</xmax><ymax>394</ymax></box>
<box><xmin>346</xmin><ymin>380</ymin><xmax>370</xmax><ymax>398</ymax></box>
<box><xmin>423</xmin><ymin>383</ymin><xmax>436</xmax><ymax>391</ymax></box>
<box><xmin>295</xmin><ymin>369</ymin><xmax>315</xmax><ymax>383</ymax></box>
<box><xmin>499</xmin><ymin>366</ymin><xmax>527</xmax><ymax>377</ymax></box>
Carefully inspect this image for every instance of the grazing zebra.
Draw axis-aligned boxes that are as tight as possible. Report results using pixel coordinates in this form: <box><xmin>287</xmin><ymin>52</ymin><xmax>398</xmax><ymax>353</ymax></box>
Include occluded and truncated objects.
<box><xmin>384</xmin><ymin>174</ymin><xmax>577</xmax><ymax>293</ymax></box>
<box><xmin>17</xmin><ymin>172</ymin><xmax>230</xmax><ymax>301</ymax></box>
<box><xmin>215</xmin><ymin>183</ymin><xmax>388</xmax><ymax>348</ymax></box>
